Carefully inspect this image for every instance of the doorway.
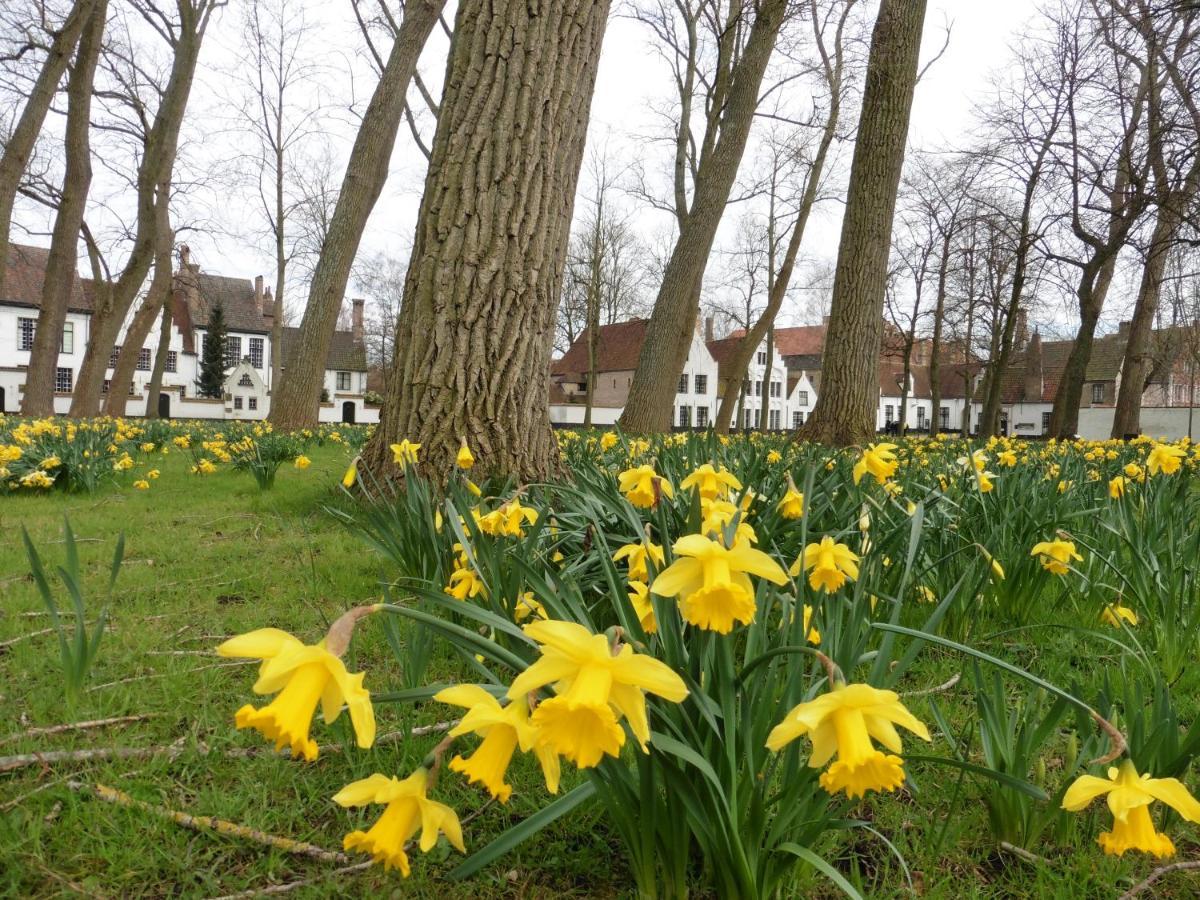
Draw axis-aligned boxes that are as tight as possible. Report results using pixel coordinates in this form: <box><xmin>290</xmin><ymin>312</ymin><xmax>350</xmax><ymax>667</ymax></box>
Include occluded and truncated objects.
<box><xmin>341</xmin><ymin>401</ymin><xmax>356</xmax><ymax>424</ymax></box>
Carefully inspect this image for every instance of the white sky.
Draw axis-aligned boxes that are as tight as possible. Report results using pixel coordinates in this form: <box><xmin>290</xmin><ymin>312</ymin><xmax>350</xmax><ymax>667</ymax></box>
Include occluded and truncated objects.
<box><xmin>11</xmin><ymin>0</ymin><xmax>1050</xmax><ymax>328</ymax></box>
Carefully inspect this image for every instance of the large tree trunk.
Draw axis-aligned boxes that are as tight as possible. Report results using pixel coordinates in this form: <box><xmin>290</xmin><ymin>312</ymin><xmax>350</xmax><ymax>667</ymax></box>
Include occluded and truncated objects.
<box><xmin>69</xmin><ymin>1</ymin><xmax>211</xmax><ymax>417</ymax></box>
<box><xmin>1111</xmin><ymin>203</ymin><xmax>1179</xmax><ymax>437</ymax></box>
<box><xmin>360</xmin><ymin>0</ymin><xmax>610</xmax><ymax>482</ymax></box>
<box><xmin>927</xmin><ymin>231</ymin><xmax>952</xmax><ymax>433</ymax></box>
<box><xmin>104</xmin><ymin>203</ymin><xmax>174</xmax><ymax>416</ymax></box>
<box><xmin>20</xmin><ymin>1</ymin><xmax>106</xmax><ymax>417</ymax></box>
<box><xmin>757</xmin><ymin>326</ymin><xmax>775</xmax><ymax>432</ymax></box>
<box><xmin>268</xmin><ymin>0</ymin><xmax>445</xmax><ymax>431</ymax></box>
<box><xmin>618</xmin><ymin>0</ymin><xmax>790</xmax><ymax>434</ymax></box>
<box><xmin>799</xmin><ymin>0</ymin><xmax>927</xmax><ymax>446</ymax></box>
<box><xmin>144</xmin><ymin>295</ymin><xmax>175</xmax><ymax>420</ymax></box>
<box><xmin>0</xmin><ymin>0</ymin><xmax>96</xmax><ymax>298</ymax></box>
<box><xmin>1049</xmin><ymin>256</ymin><xmax>1117</xmax><ymax>437</ymax></box>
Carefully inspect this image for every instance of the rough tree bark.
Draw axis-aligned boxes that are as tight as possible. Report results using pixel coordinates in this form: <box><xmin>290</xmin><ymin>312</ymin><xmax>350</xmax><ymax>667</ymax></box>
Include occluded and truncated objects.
<box><xmin>618</xmin><ymin>0</ymin><xmax>790</xmax><ymax>434</ymax></box>
<box><xmin>268</xmin><ymin>0</ymin><xmax>445</xmax><ymax>430</ymax></box>
<box><xmin>798</xmin><ymin>0</ymin><xmax>927</xmax><ymax>446</ymax></box>
<box><xmin>144</xmin><ymin>296</ymin><xmax>175</xmax><ymax>419</ymax></box>
<box><xmin>20</xmin><ymin>0</ymin><xmax>106</xmax><ymax>417</ymax></box>
<box><xmin>360</xmin><ymin>0</ymin><xmax>611</xmax><ymax>482</ymax></box>
<box><xmin>70</xmin><ymin>0</ymin><xmax>215</xmax><ymax>417</ymax></box>
<box><xmin>927</xmin><ymin>229</ymin><xmax>951</xmax><ymax>433</ymax></box>
<box><xmin>0</xmin><ymin>0</ymin><xmax>96</xmax><ymax>298</ymax></box>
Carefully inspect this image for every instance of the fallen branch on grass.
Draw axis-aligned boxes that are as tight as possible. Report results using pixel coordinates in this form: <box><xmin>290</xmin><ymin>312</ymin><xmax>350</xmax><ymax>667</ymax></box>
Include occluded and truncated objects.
<box><xmin>0</xmin><ymin>714</ymin><xmax>156</xmax><ymax>746</ymax></box>
<box><xmin>998</xmin><ymin>841</ymin><xmax>1050</xmax><ymax>865</ymax></box>
<box><xmin>208</xmin><ymin>861</ymin><xmax>375</xmax><ymax>899</ymax></box>
<box><xmin>66</xmin><ymin>780</ymin><xmax>351</xmax><ymax>864</ymax></box>
<box><xmin>901</xmin><ymin>672</ymin><xmax>962</xmax><ymax>697</ymax></box>
<box><xmin>1117</xmin><ymin>860</ymin><xmax>1200</xmax><ymax>899</ymax></box>
<box><xmin>0</xmin><ymin>721</ymin><xmax>455</xmax><ymax>772</ymax></box>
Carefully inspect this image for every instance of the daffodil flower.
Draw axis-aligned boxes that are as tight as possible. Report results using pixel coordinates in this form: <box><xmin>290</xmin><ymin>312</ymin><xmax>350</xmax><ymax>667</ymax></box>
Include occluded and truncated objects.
<box><xmin>508</xmin><ymin>620</ymin><xmax>688</xmax><ymax>768</ymax></box>
<box><xmin>613</xmin><ymin>540</ymin><xmax>665</xmax><ymax>582</ymax></box>
<box><xmin>793</xmin><ymin>537</ymin><xmax>860</xmax><ymax>593</ymax></box>
<box><xmin>1063</xmin><ymin>759</ymin><xmax>1200</xmax><ymax>857</ymax></box>
<box><xmin>1146</xmin><ymin>443</ymin><xmax>1184</xmax><ymax>476</ymax></box>
<box><xmin>766</xmin><ymin>682</ymin><xmax>931</xmax><ymax>799</ymax></box>
<box><xmin>680</xmin><ymin>463</ymin><xmax>742</xmax><ymax>500</ymax></box>
<box><xmin>456</xmin><ymin>440</ymin><xmax>475</xmax><ymax>470</ymax></box>
<box><xmin>1101</xmin><ymin>604</ymin><xmax>1138</xmax><ymax>628</ymax></box>
<box><xmin>390</xmin><ymin>440</ymin><xmax>421</xmax><ymax>466</ymax></box>
<box><xmin>652</xmin><ymin>534</ymin><xmax>788</xmax><ymax>633</ymax></box>
<box><xmin>853</xmin><ymin>443</ymin><xmax>898</xmax><ymax>486</ymax></box>
<box><xmin>335</xmin><ymin>768</ymin><xmax>465</xmax><ymax>874</ymax></box>
<box><xmin>1031</xmin><ymin>538</ymin><xmax>1082</xmax><ymax>575</ymax></box>
<box><xmin>217</xmin><ymin>628</ymin><xmax>375</xmax><ymax>761</ymax></box>
<box><xmin>617</xmin><ymin>464</ymin><xmax>673</xmax><ymax>509</ymax></box>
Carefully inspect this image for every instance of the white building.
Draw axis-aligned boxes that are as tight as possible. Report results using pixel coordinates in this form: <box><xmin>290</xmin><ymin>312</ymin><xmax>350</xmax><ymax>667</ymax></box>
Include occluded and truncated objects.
<box><xmin>706</xmin><ymin>335</ymin><xmax>790</xmax><ymax>430</ymax></box>
<box><xmin>0</xmin><ymin>243</ymin><xmax>376</xmax><ymax>423</ymax></box>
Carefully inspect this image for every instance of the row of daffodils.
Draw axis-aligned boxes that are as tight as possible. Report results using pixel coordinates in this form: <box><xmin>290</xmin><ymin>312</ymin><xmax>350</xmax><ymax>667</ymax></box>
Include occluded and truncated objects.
<box><xmin>213</xmin><ymin>430</ymin><xmax>1200</xmax><ymax>894</ymax></box>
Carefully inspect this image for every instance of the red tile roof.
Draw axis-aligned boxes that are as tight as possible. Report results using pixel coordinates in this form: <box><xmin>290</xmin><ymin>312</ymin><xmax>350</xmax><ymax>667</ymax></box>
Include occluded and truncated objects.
<box><xmin>727</xmin><ymin>324</ymin><xmax>827</xmax><ymax>356</ymax></box>
<box><xmin>3</xmin><ymin>243</ymin><xmax>88</xmax><ymax>312</ymax></box>
<box><xmin>551</xmin><ymin>319</ymin><xmax>650</xmax><ymax>376</ymax></box>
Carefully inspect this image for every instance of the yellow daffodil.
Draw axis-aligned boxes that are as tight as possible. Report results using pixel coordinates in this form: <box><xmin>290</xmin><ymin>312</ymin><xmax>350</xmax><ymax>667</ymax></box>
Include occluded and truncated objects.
<box><xmin>1124</xmin><ymin>462</ymin><xmax>1144</xmax><ymax>480</ymax></box>
<box><xmin>508</xmin><ymin>620</ymin><xmax>688</xmax><ymax>767</ymax></box>
<box><xmin>514</xmin><ymin>592</ymin><xmax>548</xmax><ymax>621</ymax></box>
<box><xmin>456</xmin><ymin>440</ymin><xmax>475</xmax><ymax>469</ymax></box>
<box><xmin>1108</xmin><ymin>475</ymin><xmax>1127</xmax><ymax>498</ymax></box>
<box><xmin>599</xmin><ymin>431</ymin><xmax>619</xmax><ymax>451</ymax></box>
<box><xmin>777</xmin><ymin>483</ymin><xmax>804</xmax><ymax>519</ymax></box>
<box><xmin>476</xmin><ymin>497</ymin><xmax>538</xmax><ymax>537</ymax></box>
<box><xmin>793</xmin><ymin>537</ymin><xmax>860</xmax><ymax>593</ymax></box>
<box><xmin>1146</xmin><ymin>443</ymin><xmax>1184</xmax><ymax>476</ymax></box>
<box><xmin>998</xmin><ymin>450</ymin><xmax>1017</xmax><ymax>467</ymax></box>
<box><xmin>651</xmin><ymin>534</ymin><xmax>788</xmax><ymax>633</ymax></box>
<box><xmin>341</xmin><ymin>461</ymin><xmax>358</xmax><ymax>487</ymax></box>
<box><xmin>390</xmin><ymin>440</ymin><xmax>421</xmax><ymax>466</ymax></box>
<box><xmin>294</xmin><ymin>455</ymin><xmax>311</xmax><ymax>470</ymax></box>
<box><xmin>1101</xmin><ymin>604</ymin><xmax>1138</xmax><ymax>628</ymax></box>
<box><xmin>766</xmin><ymin>449</ymin><xmax>782</xmax><ymax>464</ymax></box>
<box><xmin>766</xmin><ymin>682</ymin><xmax>931</xmax><ymax>799</ymax></box>
<box><xmin>217</xmin><ymin>628</ymin><xmax>375</xmax><ymax>760</ymax></box>
<box><xmin>1031</xmin><ymin>539</ymin><xmax>1082</xmax><ymax>576</ymax></box>
<box><xmin>434</xmin><ymin>685</ymin><xmax>559</xmax><ymax>800</ymax></box>
<box><xmin>700</xmin><ymin>497</ymin><xmax>757</xmax><ymax>545</ymax></box>
<box><xmin>335</xmin><ymin>768</ymin><xmax>465</xmax><ymax>874</ymax></box>
<box><xmin>680</xmin><ymin>463</ymin><xmax>742</xmax><ymax>500</ymax></box>
<box><xmin>613</xmin><ymin>539</ymin><xmax>665</xmax><ymax>582</ymax></box>
<box><xmin>618</xmin><ymin>464</ymin><xmax>673</xmax><ymax>508</ymax></box>
<box><xmin>627</xmin><ymin>581</ymin><xmax>657</xmax><ymax>633</ymax></box>
<box><xmin>133</xmin><ymin>479</ymin><xmax>150</xmax><ymax>490</ymax></box>
<box><xmin>853</xmin><ymin>443</ymin><xmax>898</xmax><ymax>486</ymax></box>
<box><xmin>1062</xmin><ymin>759</ymin><xmax>1200</xmax><ymax>858</ymax></box>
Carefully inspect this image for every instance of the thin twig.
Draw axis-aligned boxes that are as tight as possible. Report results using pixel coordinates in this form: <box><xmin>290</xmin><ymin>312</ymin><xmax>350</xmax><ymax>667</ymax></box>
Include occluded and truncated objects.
<box><xmin>902</xmin><ymin>673</ymin><xmax>961</xmax><ymax>697</ymax></box>
<box><xmin>207</xmin><ymin>861</ymin><xmax>375</xmax><ymax>899</ymax></box>
<box><xmin>1</xmin><ymin>714</ymin><xmax>156</xmax><ymax>746</ymax></box>
<box><xmin>0</xmin><ymin>776</ymin><xmax>67</xmax><ymax>810</ymax></box>
<box><xmin>0</xmin><ymin>627</ymin><xmax>58</xmax><ymax>651</ymax></box>
<box><xmin>86</xmin><ymin>659</ymin><xmax>254</xmax><ymax>692</ymax></box>
<box><xmin>998</xmin><ymin>841</ymin><xmax>1049</xmax><ymax>865</ymax></box>
<box><xmin>66</xmin><ymin>780</ymin><xmax>351</xmax><ymax>863</ymax></box>
<box><xmin>1117</xmin><ymin>860</ymin><xmax>1200</xmax><ymax>899</ymax></box>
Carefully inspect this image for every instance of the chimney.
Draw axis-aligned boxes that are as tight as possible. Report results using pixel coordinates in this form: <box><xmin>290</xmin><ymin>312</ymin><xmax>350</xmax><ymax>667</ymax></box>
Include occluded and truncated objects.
<box><xmin>705</xmin><ymin>316</ymin><xmax>714</xmax><ymax>342</ymax></box>
<box><xmin>352</xmin><ymin>298</ymin><xmax>365</xmax><ymax>343</ymax></box>
<box><xmin>1014</xmin><ymin>307</ymin><xmax>1028</xmax><ymax>351</ymax></box>
<box><xmin>1023</xmin><ymin>331</ymin><xmax>1043</xmax><ymax>401</ymax></box>
<box><xmin>1118</xmin><ymin>319</ymin><xmax>1131</xmax><ymax>337</ymax></box>
<box><xmin>255</xmin><ymin>276</ymin><xmax>266</xmax><ymax>317</ymax></box>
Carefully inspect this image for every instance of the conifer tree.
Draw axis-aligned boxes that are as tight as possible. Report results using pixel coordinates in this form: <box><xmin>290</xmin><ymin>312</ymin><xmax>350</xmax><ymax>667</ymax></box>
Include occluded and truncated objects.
<box><xmin>197</xmin><ymin>302</ymin><xmax>228</xmax><ymax>398</ymax></box>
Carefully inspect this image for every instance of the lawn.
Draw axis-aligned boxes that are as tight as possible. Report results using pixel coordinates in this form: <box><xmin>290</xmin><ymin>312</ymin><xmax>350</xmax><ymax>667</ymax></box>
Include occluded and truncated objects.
<box><xmin>0</xmin><ymin>443</ymin><xmax>623</xmax><ymax>899</ymax></box>
<box><xmin>3</xmin><ymin>430</ymin><xmax>1200</xmax><ymax>899</ymax></box>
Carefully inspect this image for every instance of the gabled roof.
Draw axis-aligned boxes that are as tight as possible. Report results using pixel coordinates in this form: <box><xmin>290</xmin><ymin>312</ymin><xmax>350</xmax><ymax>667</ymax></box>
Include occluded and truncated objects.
<box><xmin>2</xmin><ymin>243</ymin><xmax>89</xmax><ymax>312</ymax></box>
<box><xmin>728</xmin><ymin>324</ymin><xmax>827</xmax><ymax>356</ymax></box>
<box><xmin>280</xmin><ymin>326</ymin><xmax>367</xmax><ymax>373</ymax></box>
<box><xmin>551</xmin><ymin>319</ymin><xmax>650</xmax><ymax>376</ymax></box>
<box><xmin>878</xmin><ymin>364</ymin><xmax>931</xmax><ymax>399</ymax></box>
<box><xmin>186</xmin><ymin>273</ymin><xmax>269</xmax><ymax>335</ymax></box>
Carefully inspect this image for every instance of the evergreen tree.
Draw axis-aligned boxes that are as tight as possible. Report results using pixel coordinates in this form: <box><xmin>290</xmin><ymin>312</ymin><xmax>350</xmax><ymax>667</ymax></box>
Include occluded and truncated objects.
<box><xmin>197</xmin><ymin>301</ymin><xmax>228</xmax><ymax>398</ymax></box>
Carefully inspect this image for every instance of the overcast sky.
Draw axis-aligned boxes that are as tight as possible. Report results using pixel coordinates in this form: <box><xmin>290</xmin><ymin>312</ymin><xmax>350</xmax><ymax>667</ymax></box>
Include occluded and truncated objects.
<box><xmin>12</xmin><ymin>0</ymin><xmax>1055</xmax><ymax>330</ymax></box>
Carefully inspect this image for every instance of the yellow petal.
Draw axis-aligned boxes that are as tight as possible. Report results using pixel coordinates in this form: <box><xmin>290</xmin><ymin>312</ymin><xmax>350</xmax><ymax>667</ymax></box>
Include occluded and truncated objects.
<box><xmin>217</xmin><ymin>628</ymin><xmax>300</xmax><ymax>660</ymax></box>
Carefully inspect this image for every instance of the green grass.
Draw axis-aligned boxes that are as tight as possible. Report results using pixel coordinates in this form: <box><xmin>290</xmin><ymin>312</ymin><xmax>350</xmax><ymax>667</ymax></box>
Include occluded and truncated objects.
<box><xmin>3</xmin><ymin>441</ymin><xmax>1200</xmax><ymax>898</ymax></box>
<box><xmin>0</xmin><ymin>445</ymin><xmax>625</xmax><ymax>898</ymax></box>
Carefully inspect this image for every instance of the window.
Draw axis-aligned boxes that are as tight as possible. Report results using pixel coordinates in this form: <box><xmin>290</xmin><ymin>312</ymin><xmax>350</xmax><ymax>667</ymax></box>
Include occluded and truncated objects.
<box><xmin>224</xmin><ymin>335</ymin><xmax>242</xmax><ymax>369</ymax></box>
<box><xmin>917</xmin><ymin>407</ymin><xmax>927</xmax><ymax>428</ymax></box>
<box><xmin>137</xmin><ymin>348</ymin><xmax>151</xmax><ymax>371</ymax></box>
<box><xmin>55</xmin><ymin>367</ymin><xmax>73</xmax><ymax>393</ymax></box>
<box><xmin>248</xmin><ymin>397</ymin><xmax>258</xmax><ymax>411</ymax></box>
<box><xmin>696</xmin><ymin>406</ymin><xmax>709</xmax><ymax>427</ymax></box>
<box><xmin>238</xmin><ymin>373</ymin><xmax>253</xmax><ymax>387</ymax></box>
<box><xmin>102</xmin><ymin>380</ymin><xmax>109</xmax><ymax>394</ymax></box>
<box><xmin>757</xmin><ymin>351</ymin><xmax>766</xmax><ymax>365</ymax></box>
<box><xmin>18</xmin><ymin>317</ymin><xmax>35</xmax><ymax>351</ymax></box>
<box><xmin>1091</xmin><ymin>383</ymin><xmax>1105</xmax><ymax>404</ymax></box>
<box><xmin>940</xmin><ymin>406</ymin><xmax>950</xmax><ymax>428</ymax></box>
<box><xmin>754</xmin><ymin>380</ymin><xmax>762</xmax><ymax>397</ymax></box>
<box><xmin>678</xmin><ymin>405</ymin><xmax>691</xmax><ymax>428</ymax></box>
<box><xmin>885</xmin><ymin>405</ymin><xmax>895</xmax><ymax>424</ymax></box>
<box><xmin>792</xmin><ymin>411</ymin><xmax>803</xmax><ymax>429</ymax></box>
<box><xmin>612</xmin><ymin>378</ymin><xmax>616</xmax><ymax>389</ymax></box>
<box><xmin>337</xmin><ymin>371</ymin><xmax>352</xmax><ymax>391</ymax></box>
<box><xmin>769</xmin><ymin>410</ymin><xmax>781</xmax><ymax>430</ymax></box>
<box><xmin>249</xmin><ymin>337</ymin><xmax>264</xmax><ymax>369</ymax></box>
<box><xmin>234</xmin><ymin>396</ymin><xmax>243</xmax><ymax>411</ymax></box>
<box><xmin>109</xmin><ymin>345</ymin><xmax>121</xmax><ymax>368</ymax></box>
<box><xmin>694</xmin><ymin>373</ymin><xmax>707</xmax><ymax>394</ymax></box>
<box><xmin>1041</xmin><ymin>412</ymin><xmax>1051</xmax><ymax>432</ymax></box>
<box><xmin>678</xmin><ymin>373</ymin><xmax>689</xmax><ymax>393</ymax></box>
<box><xmin>61</xmin><ymin>322</ymin><xmax>74</xmax><ymax>354</ymax></box>
<box><xmin>165</xmin><ymin>351</ymin><xmax>177</xmax><ymax>373</ymax></box>
<box><xmin>798</xmin><ymin>390</ymin><xmax>809</xmax><ymax>406</ymax></box>
<box><xmin>745</xmin><ymin>408</ymin><xmax>754</xmax><ymax>428</ymax></box>
<box><xmin>770</xmin><ymin>381</ymin><xmax>781</xmax><ymax>398</ymax></box>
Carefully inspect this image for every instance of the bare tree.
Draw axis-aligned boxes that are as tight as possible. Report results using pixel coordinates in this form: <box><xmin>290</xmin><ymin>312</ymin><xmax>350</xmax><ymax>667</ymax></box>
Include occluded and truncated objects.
<box><xmin>799</xmin><ymin>0</ymin><xmax>928</xmax><ymax>445</ymax></box>
<box><xmin>0</xmin><ymin>0</ymin><xmax>97</xmax><ymax>297</ymax></box>
<box><xmin>619</xmin><ymin>0</ymin><xmax>793</xmax><ymax>433</ymax></box>
<box><xmin>268</xmin><ymin>0</ymin><xmax>445</xmax><ymax>431</ymax></box>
